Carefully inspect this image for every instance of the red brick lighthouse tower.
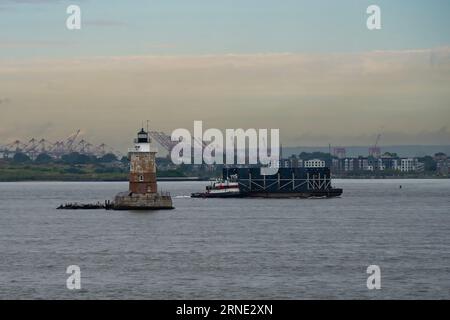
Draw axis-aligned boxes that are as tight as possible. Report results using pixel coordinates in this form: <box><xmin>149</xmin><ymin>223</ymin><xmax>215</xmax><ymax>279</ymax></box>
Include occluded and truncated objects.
<box><xmin>129</xmin><ymin>128</ymin><xmax>158</xmax><ymax>194</ymax></box>
<box><xmin>113</xmin><ymin>128</ymin><xmax>173</xmax><ymax>210</ymax></box>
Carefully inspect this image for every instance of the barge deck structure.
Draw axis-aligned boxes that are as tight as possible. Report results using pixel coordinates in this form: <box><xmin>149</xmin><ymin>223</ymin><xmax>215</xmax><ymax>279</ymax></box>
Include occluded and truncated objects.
<box><xmin>192</xmin><ymin>167</ymin><xmax>343</xmax><ymax>199</ymax></box>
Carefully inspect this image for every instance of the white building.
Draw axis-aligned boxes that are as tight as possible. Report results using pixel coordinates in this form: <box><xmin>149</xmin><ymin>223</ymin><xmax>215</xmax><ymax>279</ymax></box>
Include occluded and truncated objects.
<box><xmin>358</xmin><ymin>158</ymin><xmax>370</xmax><ymax>171</ymax></box>
<box><xmin>400</xmin><ymin>158</ymin><xmax>423</xmax><ymax>172</ymax></box>
<box><xmin>344</xmin><ymin>158</ymin><xmax>354</xmax><ymax>171</ymax></box>
<box><xmin>304</xmin><ymin>159</ymin><xmax>326</xmax><ymax>168</ymax></box>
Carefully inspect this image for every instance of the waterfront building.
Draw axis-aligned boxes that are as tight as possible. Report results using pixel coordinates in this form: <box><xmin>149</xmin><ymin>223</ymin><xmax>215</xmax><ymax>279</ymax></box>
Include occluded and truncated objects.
<box><xmin>331</xmin><ymin>156</ymin><xmax>425</xmax><ymax>173</ymax></box>
<box><xmin>304</xmin><ymin>159</ymin><xmax>326</xmax><ymax>168</ymax></box>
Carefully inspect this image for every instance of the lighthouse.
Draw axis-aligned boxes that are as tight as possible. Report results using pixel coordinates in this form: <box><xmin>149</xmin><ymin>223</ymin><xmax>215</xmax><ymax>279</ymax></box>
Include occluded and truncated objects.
<box><xmin>129</xmin><ymin>128</ymin><xmax>158</xmax><ymax>194</ymax></box>
<box><xmin>113</xmin><ymin>127</ymin><xmax>174</xmax><ymax>210</ymax></box>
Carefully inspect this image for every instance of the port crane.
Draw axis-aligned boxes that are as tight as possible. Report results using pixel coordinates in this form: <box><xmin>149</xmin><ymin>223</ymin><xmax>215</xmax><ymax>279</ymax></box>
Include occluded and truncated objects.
<box><xmin>65</xmin><ymin>130</ymin><xmax>81</xmax><ymax>153</ymax></box>
<box><xmin>0</xmin><ymin>130</ymin><xmax>122</xmax><ymax>159</ymax></box>
<box><xmin>149</xmin><ymin>131</ymin><xmax>178</xmax><ymax>152</ymax></box>
<box><xmin>333</xmin><ymin>147</ymin><xmax>347</xmax><ymax>159</ymax></box>
<box><xmin>77</xmin><ymin>139</ymin><xmax>93</xmax><ymax>154</ymax></box>
<box><xmin>1</xmin><ymin>140</ymin><xmax>26</xmax><ymax>158</ymax></box>
<box><xmin>369</xmin><ymin>133</ymin><xmax>382</xmax><ymax>158</ymax></box>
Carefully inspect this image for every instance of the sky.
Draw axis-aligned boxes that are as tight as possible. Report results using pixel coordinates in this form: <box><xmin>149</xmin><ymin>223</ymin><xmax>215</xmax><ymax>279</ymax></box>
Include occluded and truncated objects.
<box><xmin>0</xmin><ymin>0</ymin><xmax>450</xmax><ymax>149</ymax></box>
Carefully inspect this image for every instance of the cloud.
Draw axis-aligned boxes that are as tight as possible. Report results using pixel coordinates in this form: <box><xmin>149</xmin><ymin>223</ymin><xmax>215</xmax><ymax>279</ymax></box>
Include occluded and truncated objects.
<box><xmin>0</xmin><ymin>40</ymin><xmax>73</xmax><ymax>49</ymax></box>
<box><xmin>1</xmin><ymin>0</ymin><xmax>85</xmax><ymax>8</ymax></box>
<box><xmin>294</xmin><ymin>127</ymin><xmax>450</xmax><ymax>146</ymax></box>
<box><xmin>0</xmin><ymin>47</ymin><xmax>449</xmax><ymax>148</ymax></box>
<box><xmin>0</xmin><ymin>97</ymin><xmax>11</xmax><ymax>104</ymax></box>
<box><xmin>0</xmin><ymin>6</ymin><xmax>15</xmax><ymax>12</ymax></box>
<box><xmin>145</xmin><ymin>43</ymin><xmax>178</xmax><ymax>50</ymax></box>
<box><xmin>5</xmin><ymin>0</ymin><xmax>70</xmax><ymax>4</ymax></box>
<box><xmin>0</xmin><ymin>0</ymin><xmax>66</xmax><ymax>14</ymax></box>
<box><xmin>83</xmin><ymin>19</ymin><xmax>128</xmax><ymax>28</ymax></box>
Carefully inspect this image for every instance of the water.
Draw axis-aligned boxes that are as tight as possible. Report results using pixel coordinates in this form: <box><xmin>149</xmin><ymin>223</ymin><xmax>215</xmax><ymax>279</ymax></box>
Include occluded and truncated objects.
<box><xmin>0</xmin><ymin>179</ymin><xmax>449</xmax><ymax>299</ymax></box>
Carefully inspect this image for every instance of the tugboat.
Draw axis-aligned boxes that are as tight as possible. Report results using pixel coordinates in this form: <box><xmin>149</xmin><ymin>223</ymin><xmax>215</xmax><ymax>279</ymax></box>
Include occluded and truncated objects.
<box><xmin>191</xmin><ymin>176</ymin><xmax>243</xmax><ymax>198</ymax></box>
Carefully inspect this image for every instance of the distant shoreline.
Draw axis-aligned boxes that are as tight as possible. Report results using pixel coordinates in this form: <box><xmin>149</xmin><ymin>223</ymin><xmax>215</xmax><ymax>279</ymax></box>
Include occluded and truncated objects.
<box><xmin>0</xmin><ymin>177</ymin><xmax>210</xmax><ymax>183</ymax></box>
<box><xmin>332</xmin><ymin>175</ymin><xmax>449</xmax><ymax>179</ymax></box>
<box><xmin>0</xmin><ymin>176</ymin><xmax>447</xmax><ymax>182</ymax></box>
<box><xmin>0</xmin><ymin>162</ymin><xmax>447</xmax><ymax>182</ymax></box>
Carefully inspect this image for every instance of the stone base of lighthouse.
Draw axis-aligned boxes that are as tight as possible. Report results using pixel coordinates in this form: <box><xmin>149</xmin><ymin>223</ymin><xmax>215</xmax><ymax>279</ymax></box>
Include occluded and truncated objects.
<box><xmin>113</xmin><ymin>192</ymin><xmax>174</xmax><ymax>210</ymax></box>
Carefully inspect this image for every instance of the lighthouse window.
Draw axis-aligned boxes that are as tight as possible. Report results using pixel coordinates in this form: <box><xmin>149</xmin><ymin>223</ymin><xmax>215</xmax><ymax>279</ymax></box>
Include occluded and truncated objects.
<box><xmin>139</xmin><ymin>175</ymin><xmax>144</xmax><ymax>182</ymax></box>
